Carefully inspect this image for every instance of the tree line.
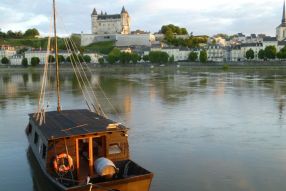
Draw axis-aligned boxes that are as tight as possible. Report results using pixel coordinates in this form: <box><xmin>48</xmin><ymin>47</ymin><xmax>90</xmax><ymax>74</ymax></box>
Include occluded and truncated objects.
<box><xmin>245</xmin><ymin>45</ymin><xmax>286</xmax><ymax>60</ymax></box>
<box><xmin>0</xmin><ymin>28</ymin><xmax>40</xmax><ymax>39</ymax></box>
<box><xmin>1</xmin><ymin>54</ymin><xmax>92</xmax><ymax>67</ymax></box>
<box><xmin>160</xmin><ymin>24</ymin><xmax>208</xmax><ymax>48</ymax></box>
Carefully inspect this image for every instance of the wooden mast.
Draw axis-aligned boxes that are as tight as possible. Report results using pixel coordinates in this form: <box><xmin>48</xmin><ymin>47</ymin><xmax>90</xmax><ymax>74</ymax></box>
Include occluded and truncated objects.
<box><xmin>53</xmin><ymin>0</ymin><xmax>61</xmax><ymax>112</ymax></box>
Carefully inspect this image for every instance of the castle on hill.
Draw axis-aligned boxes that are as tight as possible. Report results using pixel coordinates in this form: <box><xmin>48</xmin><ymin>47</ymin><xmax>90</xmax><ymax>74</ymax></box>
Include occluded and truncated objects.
<box><xmin>91</xmin><ymin>6</ymin><xmax>130</xmax><ymax>35</ymax></box>
<box><xmin>80</xmin><ymin>6</ymin><xmax>155</xmax><ymax>47</ymax></box>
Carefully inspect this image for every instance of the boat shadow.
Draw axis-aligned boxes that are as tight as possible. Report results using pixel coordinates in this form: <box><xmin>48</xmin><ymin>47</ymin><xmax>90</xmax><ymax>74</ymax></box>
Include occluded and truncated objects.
<box><xmin>26</xmin><ymin>147</ymin><xmax>60</xmax><ymax>191</ymax></box>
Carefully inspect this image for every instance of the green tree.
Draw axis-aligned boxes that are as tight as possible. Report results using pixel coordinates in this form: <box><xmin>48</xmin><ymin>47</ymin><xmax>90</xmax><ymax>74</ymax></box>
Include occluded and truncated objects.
<box><xmin>7</xmin><ymin>30</ymin><xmax>16</xmax><ymax>38</ymax></box>
<box><xmin>149</xmin><ymin>51</ymin><xmax>169</xmax><ymax>64</ymax></box>
<box><xmin>119</xmin><ymin>52</ymin><xmax>132</xmax><ymax>64</ymax></box>
<box><xmin>188</xmin><ymin>52</ymin><xmax>198</xmax><ymax>62</ymax></box>
<box><xmin>66</xmin><ymin>56</ymin><xmax>71</xmax><ymax>63</ymax></box>
<box><xmin>161</xmin><ymin>24</ymin><xmax>188</xmax><ymax>35</ymax></box>
<box><xmin>98</xmin><ymin>58</ymin><xmax>105</xmax><ymax>65</ymax></box>
<box><xmin>258</xmin><ymin>49</ymin><xmax>265</xmax><ymax>60</ymax></box>
<box><xmin>58</xmin><ymin>55</ymin><xmax>65</xmax><ymax>63</ymax></box>
<box><xmin>245</xmin><ymin>49</ymin><xmax>255</xmax><ymax>60</ymax></box>
<box><xmin>143</xmin><ymin>55</ymin><xmax>149</xmax><ymax>62</ymax></box>
<box><xmin>31</xmin><ymin>57</ymin><xmax>40</xmax><ymax>66</ymax></box>
<box><xmin>24</xmin><ymin>28</ymin><xmax>40</xmax><ymax>38</ymax></box>
<box><xmin>78</xmin><ymin>54</ymin><xmax>85</xmax><ymax>62</ymax></box>
<box><xmin>83</xmin><ymin>55</ymin><xmax>91</xmax><ymax>63</ymax></box>
<box><xmin>264</xmin><ymin>46</ymin><xmax>277</xmax><ymax>59</ymax></box>
<box><xmin>21</xmin><ymin>58</ymin><xmax>28</xmax><ymax>67</ymax></box>
<box><xmin>199</xmin><ymin>50</ymin><xmax>207</xmax><ymax>63</ymax></box>
<box><xmin>277</xmin><ymin>46</ymin><xmax>286</xmax><ymax>60</ymax></box>
<box><xmin>1</xmin><ymin>57</ymin><xmax>9</xmax><ymax>64</ymax></box>
<box><xmin>66</xmin><ymin>53</ymin><xmax>78</xmax><ymax>63</ymax></box>
<box><xmin>48</xmin><ymin>55</ymin><xmax>55</xmax><ymax>63</ymax></box>
<box><xmin>107</xmin><ymin>48</ymin><xmax>121</xmax><ymax>64</ymax></box>
<box><xmin>169</xmin><ymin>55</ymin><xmax>175</xmax><ymax>63</ymax></box>
<box><xmin>70</xmin><ymin>34</ymin><xmax>81</xmax><ymax>49</ymax></box>
<box><xmin>131</xmin><ymin>53</ymin><xmax>141</xmax><ymax>64</ymax></box>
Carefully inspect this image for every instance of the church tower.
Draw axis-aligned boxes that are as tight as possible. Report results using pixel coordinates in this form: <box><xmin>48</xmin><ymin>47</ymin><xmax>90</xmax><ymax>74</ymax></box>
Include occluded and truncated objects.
<box><xmin>121</xmin><ymin>6</ymin><xmax>131</xmax><ymax>34</ymax></box>
<box><xmin>276</xmin><ymin>1</ymin><xmax>286</xmax><ymax>41</ymax></box>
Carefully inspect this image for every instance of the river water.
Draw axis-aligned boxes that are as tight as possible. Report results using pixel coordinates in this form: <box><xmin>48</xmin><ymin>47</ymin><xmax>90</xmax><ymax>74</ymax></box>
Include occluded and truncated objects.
<box><xmin>0</xmin><ymin>68</ymin><xmax>286</xmax><ymax>191</ymax></box>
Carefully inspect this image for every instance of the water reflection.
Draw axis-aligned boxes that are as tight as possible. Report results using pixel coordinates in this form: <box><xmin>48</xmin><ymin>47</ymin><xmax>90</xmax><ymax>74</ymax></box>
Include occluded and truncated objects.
<box><xmin>1</xmin><ymin>70</ymin><xmax>286</xmax><ymax>191</ymax></box>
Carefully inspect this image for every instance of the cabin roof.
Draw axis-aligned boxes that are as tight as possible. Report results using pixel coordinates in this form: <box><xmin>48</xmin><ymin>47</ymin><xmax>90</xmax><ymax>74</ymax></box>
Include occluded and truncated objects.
<box><xmin>29</xmin><ymin>109</ymin><xmax>128</xmax><ymax>140</ymax></box>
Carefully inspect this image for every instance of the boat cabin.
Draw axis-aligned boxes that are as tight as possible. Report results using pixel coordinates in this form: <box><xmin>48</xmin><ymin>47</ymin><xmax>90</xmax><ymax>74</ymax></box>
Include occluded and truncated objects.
<box><xmin>26</xmin><ymin>109</ymin><xmax>130</xmax><ymax>181</ymax></box>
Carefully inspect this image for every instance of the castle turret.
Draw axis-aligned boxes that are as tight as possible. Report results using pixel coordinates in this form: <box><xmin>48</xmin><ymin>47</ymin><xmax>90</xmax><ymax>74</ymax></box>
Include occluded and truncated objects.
<box><xmin>91</xmin><ymin>8</ymin><xmax>99</xmax><ymax>34</ymax></box>
<box><xmin>277</xmin><ymin>1</ymin><xmax>286</xmax><ymax>41</ymax></box>
<box><xmin>92</xmin><ymin>8</ymin><xmax>97</xmax><ymax>16</ymax></box>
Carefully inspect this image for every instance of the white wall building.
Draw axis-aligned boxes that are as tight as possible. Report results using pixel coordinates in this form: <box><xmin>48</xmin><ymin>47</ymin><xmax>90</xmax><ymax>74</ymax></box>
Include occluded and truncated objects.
<box><xmin>116</xmin><ymin>34</ymin><xmax>155</xmax><ymax>47</ymax></box>
<box><xmin>24</xmin><ymin>51</ymin><xmax>71</xmax><ymax>65</ymax></box>
<box><xmin>0</xmin><ymin>45</ymin><xmax>16</xmax><ymax>60</ymax></box>
<box><xmin>207</xmin><ymin>45</ymin><xmax>225</xmax><ymax>62</ymax></box>
<box><xmin>240</xmin><ymin>42</ymin><xmax>263</xmax><ymax>60</ymax></box>
<box><xmin>263</xmin><ymin>37</ymin><xmax>278</xmax><ymax>49</ymax></box>
<box><xmin>10</xmin><ymin>55</ymin><xmax>23</xmax><ymax>65</ymax></box>
<box><xmin>145</xmin><ymin>47</ymin><xmax>191</xmax><ymax>62</ymax></box>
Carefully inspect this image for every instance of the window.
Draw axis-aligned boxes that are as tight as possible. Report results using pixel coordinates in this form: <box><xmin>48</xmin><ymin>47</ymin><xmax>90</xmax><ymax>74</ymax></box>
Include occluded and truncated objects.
<box><xmin>34</xmin><ymin>132</ymin><xmax>38</xmax><ymax>144</ymax></box>
<box><xmin>108</xmin><ymin>143</ymin><xmax>122</xmax><ymax>155</ymax></box>
<box><xmin>42</xmin><ymin>144</ymin><xmax>47</xmax><ymax>159</ymax></box>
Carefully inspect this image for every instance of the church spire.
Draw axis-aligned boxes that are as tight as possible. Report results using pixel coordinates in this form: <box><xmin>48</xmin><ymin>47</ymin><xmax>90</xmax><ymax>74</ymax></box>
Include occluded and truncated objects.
<box><xmin>121</xmin><ymin>6</ymin><xmax>127</xmax><ymax>14</ymax></box>
<box><xmin>282</xmin><ymin>0</ymin><xmax>286</xmax><ymax>24</ymax></box>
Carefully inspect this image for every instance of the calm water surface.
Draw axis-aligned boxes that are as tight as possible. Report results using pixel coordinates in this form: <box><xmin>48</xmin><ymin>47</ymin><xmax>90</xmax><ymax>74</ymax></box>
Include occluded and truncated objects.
<box><xmin>0</xmin><ymin>69</ymin><xmax>286</xmax><ymax>191</ymax></box>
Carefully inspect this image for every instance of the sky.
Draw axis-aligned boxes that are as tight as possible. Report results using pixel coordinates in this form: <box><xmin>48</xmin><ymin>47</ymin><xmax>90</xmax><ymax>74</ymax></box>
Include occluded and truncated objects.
<box><xmin>0</xmin><ymin>0</ymin><xmax>285</xmax><ymax>36</ymax></box>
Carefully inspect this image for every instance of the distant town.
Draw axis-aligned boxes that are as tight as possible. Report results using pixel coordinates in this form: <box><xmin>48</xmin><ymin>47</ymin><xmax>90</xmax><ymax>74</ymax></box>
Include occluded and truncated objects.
<box><xmin>2</xmin><ymin>3</ymin><xmax>286</xmax><ymax>66</ymax></box>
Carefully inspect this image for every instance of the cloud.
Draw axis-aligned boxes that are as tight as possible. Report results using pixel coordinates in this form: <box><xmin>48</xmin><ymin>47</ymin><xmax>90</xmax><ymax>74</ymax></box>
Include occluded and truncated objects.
<box><xmin>0</xmin><ymin>0</ymin><xmax>284</xmax><ymax>36</ymax></box>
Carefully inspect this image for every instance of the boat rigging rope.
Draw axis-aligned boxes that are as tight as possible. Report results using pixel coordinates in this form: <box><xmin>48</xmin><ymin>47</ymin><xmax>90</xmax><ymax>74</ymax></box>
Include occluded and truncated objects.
<box><xmin>57</xmin><ymin>12</ymin><xmax>122</xmax><ymax>120</ymax></box>
<box><xmin>35</xmin><ymin>6</ymin><xmax>124</xmax><ymax>123</ymax></box>
<box><xmin>66</xmin><ymin>37</ymin><xmax>107</xmax><ymax>117</ymax></box>
<box><xmin>62</xmin><ymin>37</ymin><xmax>98</xmax><ymax>113</ymax></box>
<box><xmin>35</xmin><ymin>14</ymin><xmax>53</xmax><ymax>125</ymax></box>
<box><xmin>57</xmin><ymin>12</ymin><xmax>108</xmax><ymax>117</ymax></box>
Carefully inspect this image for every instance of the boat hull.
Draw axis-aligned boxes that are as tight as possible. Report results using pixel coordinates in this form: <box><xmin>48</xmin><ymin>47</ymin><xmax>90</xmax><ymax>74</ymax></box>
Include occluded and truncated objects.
<box><xmin>27</xmin><ymin>147</ymin><xmax>153</xmax><ymax>191</ymax></box>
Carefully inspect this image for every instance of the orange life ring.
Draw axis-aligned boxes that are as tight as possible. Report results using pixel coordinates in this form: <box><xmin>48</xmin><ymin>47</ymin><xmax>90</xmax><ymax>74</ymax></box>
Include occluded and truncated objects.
<box><xmin>53</xmin><ymin>153</ymin><xmax>73</xmax><ymax>173</ymax></box>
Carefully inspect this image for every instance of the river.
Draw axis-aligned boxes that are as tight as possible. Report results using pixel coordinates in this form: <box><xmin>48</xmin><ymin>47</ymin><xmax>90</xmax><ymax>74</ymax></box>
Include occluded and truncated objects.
<box><xmin>0</xmin><ymin>68</ymin><xmax>286</xmax><ymax>191</ymax></box>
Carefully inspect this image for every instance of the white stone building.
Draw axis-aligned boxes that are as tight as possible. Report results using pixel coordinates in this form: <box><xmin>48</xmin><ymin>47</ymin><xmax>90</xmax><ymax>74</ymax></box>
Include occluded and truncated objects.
<box><xmin>116</xmin><ymin>34</ymin><xmax>155</xmax><ymax>47</ymax></box>
<box><xmin>0</xmin><ymin>45</ymin><xmax>16</xmax><ymax>60</ymax></box>
<box><xmin>144</xmin><ymin>47</ymin><xmax>191</xmax><ymax>62</ymax></box>
<box><xmin>10</xmin><ymin>55</ymin><xmax>23</xmax><ymax>65</ymax></box>
<box><xmin>229</xmin><ymin>46</ymin><xmax>243</xmax><ymax>62</ymax></box>
<box><xmin>240</xmin><ymin>42</ymin><xmax>263</xmax><ymax>60</ymax></box>
<box><xmin>263</xmin><ymin>37</ymin><xmax>278</xmax><ymax>49</ymax></box>
<box><xmin>207</xmin><ymin>45</ymin><xmax>225</xmax><ymax>62</ymax></box>
<box><xmin>24</xmin><ymin>51</ymin><xmax>71</xmax><ymax>65</ymax></box>
<box><xmin>91</xmin><ymin>7</ymin><xmax>130</xmax><ymax>35</ymax></box>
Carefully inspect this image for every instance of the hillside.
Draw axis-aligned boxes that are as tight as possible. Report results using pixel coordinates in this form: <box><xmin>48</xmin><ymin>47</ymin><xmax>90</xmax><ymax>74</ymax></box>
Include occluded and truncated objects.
<box><xmin>83</xmin><ymin>41</ymin><xmax>115</xmax><ymax>54</ymax></box>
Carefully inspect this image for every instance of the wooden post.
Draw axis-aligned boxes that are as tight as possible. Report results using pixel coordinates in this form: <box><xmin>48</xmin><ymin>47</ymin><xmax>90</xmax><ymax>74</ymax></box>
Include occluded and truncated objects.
<box><xmin>53</xmin><ymin>0</ymin><xmax>61</xmax><ymax>112</ymax></box>
<box><xmin>75</xmin><ymin>139</ymin><xmax>79</xmax><ymax>175</ymax></box>
<box><xmin>89</xmin><ymin>137</ymin><xmax>94</xmax><ymax>176</ymax></box>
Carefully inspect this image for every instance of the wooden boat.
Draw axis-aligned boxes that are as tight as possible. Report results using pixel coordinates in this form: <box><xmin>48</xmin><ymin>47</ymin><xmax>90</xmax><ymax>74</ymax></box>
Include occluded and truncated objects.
<box><xmin>25</xmin><ymin>1</ymin><xmax>153</xmax><ymax>190</ymax></box>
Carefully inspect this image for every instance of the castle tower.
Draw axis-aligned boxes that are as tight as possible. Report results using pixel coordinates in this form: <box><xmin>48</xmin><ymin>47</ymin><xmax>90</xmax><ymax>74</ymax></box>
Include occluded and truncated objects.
<box><xmin>276</xmin><ymin>1</ymin><xmax>286</xmax><ymax>41</ymax></box>
<box><xmin>91</xmin><ymin>8</ymin><xmax>98</xmax><ymax>34</ymax></box>
<box><xmin>121</xmin><ymin>6</ymin><xmax>131</xmax><ymax>34</ymax></box>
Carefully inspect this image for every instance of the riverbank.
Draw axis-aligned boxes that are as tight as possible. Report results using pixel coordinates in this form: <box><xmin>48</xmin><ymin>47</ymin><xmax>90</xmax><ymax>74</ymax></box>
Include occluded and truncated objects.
<box><xmin>1</xmin><ymin>62</ymin><xmax>286</xmax><ymax>74</ymax></box>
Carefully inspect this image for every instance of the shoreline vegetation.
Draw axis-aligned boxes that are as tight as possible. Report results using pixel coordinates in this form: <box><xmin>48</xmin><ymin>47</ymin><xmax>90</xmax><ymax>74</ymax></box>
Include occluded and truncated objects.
<box><xmin>2</xmin><ymin>62</ymin><xmax>286</xmax><ymax>74</ymax></box>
